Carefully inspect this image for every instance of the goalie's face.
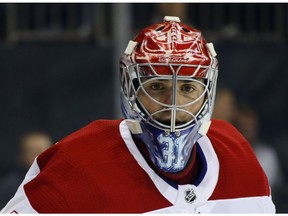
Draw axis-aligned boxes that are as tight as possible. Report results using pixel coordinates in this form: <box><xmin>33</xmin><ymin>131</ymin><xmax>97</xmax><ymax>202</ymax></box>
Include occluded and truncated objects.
<box><xmin>137</xmin><ymin>78</ymin><xmax>205</xmax><ymax>129</ymax></box>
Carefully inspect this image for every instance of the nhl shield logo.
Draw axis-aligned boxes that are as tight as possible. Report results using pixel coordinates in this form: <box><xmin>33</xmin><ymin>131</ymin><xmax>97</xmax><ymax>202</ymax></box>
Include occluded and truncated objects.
<box><xmin>184</xmin><ymin>188</ymin><xmax>196</xmax><ymax>203</ymax></box>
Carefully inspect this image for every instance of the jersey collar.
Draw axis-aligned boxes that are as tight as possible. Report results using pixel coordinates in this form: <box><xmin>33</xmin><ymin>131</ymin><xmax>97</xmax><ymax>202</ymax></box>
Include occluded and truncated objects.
<box><xmin>119</xmin><ymin>120</ymin><xmax>219</xmax><ymax>210</ymax></box>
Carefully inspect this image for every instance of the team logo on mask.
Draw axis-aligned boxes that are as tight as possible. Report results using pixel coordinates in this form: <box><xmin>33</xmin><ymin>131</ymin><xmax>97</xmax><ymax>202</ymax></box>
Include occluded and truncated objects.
<box><xmin>185</xmin><ymin>188</ymin><xmax>197</xmax><ymax>203</ymax></box>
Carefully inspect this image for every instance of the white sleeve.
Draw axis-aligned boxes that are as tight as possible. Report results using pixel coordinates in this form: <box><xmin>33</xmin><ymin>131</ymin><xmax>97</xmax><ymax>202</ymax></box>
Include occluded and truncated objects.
<box><xmin>0</xmin><ymin>159</ymin><xmax>40</xmax><ymax>213</ymax></box>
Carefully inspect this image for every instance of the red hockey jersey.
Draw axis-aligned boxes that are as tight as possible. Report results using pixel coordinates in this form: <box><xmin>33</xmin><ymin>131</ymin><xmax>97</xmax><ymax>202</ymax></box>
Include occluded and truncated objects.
<box><xmin>0</xmin><ymin>119</ymin><xmax>275</xmax><ymax>213</ymax></box>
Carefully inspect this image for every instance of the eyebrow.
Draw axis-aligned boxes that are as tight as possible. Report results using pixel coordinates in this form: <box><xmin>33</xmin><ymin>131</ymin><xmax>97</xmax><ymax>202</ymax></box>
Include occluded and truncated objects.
<box><xmin>180</xmin><ymin>78</ymin><xmax>205</xmax><ymax>84</ymax></box>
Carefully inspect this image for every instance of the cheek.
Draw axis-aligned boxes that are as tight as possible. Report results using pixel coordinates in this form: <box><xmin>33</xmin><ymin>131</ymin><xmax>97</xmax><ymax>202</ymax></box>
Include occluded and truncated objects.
<box><xmin>186</xmin><ymin>97</ymin><xmax>205</xmax><ymax>114</ymax></box>
<box><xmin>145</xmin><ymin>100</ymin><xmax>162</xmax><ymax>113</ymax></box>
<box><xmin>138</xmin><ymin>93</ymin><xmax>161</xmax><ymax>113</ymax></box>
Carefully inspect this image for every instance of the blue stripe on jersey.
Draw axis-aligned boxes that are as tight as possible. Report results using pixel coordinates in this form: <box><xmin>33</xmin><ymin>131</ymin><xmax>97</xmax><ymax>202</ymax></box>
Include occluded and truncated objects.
<box><xmin>193</xmin><ymin>143</ymin><xmax>208</xmax><ymax>186</ymax></box>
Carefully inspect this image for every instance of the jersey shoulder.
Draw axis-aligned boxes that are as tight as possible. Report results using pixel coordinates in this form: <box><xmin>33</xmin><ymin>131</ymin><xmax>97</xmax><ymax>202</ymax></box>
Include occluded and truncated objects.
<box><xmin>37</xmin><ymin>119</ymin><xmax>125</xmax><ymax>169</ymax></box>
<box><xmin>24</xmin><ymin>119</ymin><xmax>151</xmax><ymax>213</ymax></box>
<box><xmin>207</xmin><ymin>119</ymin><xmax>270</xmax><ymax>199</ymax></box>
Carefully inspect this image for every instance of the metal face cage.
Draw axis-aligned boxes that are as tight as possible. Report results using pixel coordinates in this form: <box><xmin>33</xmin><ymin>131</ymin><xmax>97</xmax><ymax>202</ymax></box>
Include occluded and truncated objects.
<box><xmin>121</xmin><ymin>61</ymin><xmax>218</xmax><ymax>133</ymax></box>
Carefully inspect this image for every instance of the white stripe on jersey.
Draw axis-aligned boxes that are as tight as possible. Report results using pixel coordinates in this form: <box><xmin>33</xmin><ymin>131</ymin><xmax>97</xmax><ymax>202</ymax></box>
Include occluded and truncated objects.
<box><xmin>1</xmin><ymin>158</ymin><xmax>39</xmax><ymax>213</ymax></box>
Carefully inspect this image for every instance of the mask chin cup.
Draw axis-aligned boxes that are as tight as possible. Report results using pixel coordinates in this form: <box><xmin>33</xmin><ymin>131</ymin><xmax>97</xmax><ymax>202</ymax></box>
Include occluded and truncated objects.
<box><xmin>125</xmin><ymin>117</ymin><xmax>212</xmax><ymax>173</ymax></box>
<box><xmin>135</xmin><ymin>122</ymin><xmax>197</xmax><ymax>172</ymax></box>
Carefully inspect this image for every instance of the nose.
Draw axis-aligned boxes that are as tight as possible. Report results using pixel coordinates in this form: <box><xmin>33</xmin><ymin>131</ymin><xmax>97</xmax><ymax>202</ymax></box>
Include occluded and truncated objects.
<box><xmin>162</xmin><ymin>92</ymin><xmax>173</xmax><ymax>105</ymax></box>
<box><xmin>162</xmin><ymin>91</ymin><xmax>186</xmax><ymax>106</ymax></box>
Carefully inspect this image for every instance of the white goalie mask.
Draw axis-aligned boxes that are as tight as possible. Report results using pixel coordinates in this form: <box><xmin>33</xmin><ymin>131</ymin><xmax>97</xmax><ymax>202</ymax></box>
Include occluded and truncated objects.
<box><xmin>120</xmin><ymin>16</ymin><xmax>218</xmax><ymax>173</ymax></box>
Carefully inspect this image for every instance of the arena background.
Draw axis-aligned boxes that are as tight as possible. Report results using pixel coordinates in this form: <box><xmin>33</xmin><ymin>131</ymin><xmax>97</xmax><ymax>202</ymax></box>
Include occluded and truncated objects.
<box><xmin>0</xmin><ymin>3</ymin><xmax>287</xmax><ymax>212</ymax></box>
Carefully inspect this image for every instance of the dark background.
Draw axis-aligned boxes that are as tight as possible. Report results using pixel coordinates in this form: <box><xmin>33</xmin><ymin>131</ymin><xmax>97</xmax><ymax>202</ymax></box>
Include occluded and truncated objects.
<box><xmin>0</xmin><ymin>3</ymin><xmax>287</xmax><ymax>212</ymax></box>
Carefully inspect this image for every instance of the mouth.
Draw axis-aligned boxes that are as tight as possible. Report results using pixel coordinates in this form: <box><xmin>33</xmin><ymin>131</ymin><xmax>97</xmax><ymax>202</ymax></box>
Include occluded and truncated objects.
<box><xmin>157</xmin><ymin>120</ymin><xmax>186</xmax><ymax>126</ymax></box>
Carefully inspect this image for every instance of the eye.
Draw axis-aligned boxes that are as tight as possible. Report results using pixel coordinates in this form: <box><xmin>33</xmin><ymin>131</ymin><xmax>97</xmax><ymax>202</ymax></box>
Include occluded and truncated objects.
<box><xmin>181</xmin><ymin>84</ymin><xmax>195</xmax><ymax>93</ymax></box>
<box><xmin>150</xmin><ymin>83</ymin><xmax>164</xmax><ymax>91</ymax></box>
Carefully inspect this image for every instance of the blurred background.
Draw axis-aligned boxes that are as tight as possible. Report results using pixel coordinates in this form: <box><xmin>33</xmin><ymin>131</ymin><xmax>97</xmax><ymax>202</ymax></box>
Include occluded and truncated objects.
<box><xmin>0</xmin><ymin>3</ymin><xmax>287</xmax><ymax>212</ymax></box>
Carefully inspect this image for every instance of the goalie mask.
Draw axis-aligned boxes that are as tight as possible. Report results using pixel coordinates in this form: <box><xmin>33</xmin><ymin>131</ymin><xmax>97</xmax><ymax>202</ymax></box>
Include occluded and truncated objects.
<box><xmin>120</xmin><ymin>16</ymin><xmax>218</xmax><ymax>173</ymax></box>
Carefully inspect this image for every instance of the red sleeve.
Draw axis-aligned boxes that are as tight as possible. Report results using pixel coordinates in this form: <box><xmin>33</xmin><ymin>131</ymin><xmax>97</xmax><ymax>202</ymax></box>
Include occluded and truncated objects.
<box><xmin>24</xmin><ymin>146</ymin><xmax>80</xmax><ymax>212</ymax></box>
<box><xmin>23</xmin><ymin>119</ymin><xmax>125</xmax><ymax>213</ymax></box>
<box><xmin>207</xmin><ymin>119</ymin><xmax>270</xmax><ymax>200</ymax></box>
